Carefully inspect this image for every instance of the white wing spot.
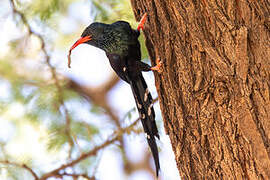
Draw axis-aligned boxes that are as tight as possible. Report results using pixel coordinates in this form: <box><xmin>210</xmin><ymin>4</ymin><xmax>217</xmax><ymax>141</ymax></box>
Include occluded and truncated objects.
<box><xmin>123</xmin><ymin>67</ymin><xmax>127</xmax><ymax>72</ymax></box>
<box><xmin>144</xmin><ymin>88</ymin><xmax>149</xmax><ymax>102</ymax></box>
<box><xmin>141</xmin><ymin>113</ymin><xmax>145</xmax><ymax>119</ymax></box>
<box><xmin>145</xmin><ymin>133</ymin><xmax>150</xmax><ymax>139</ymax></box>
<box><xmin>137</xmin><ymin>103</ymin><xmax>142</xmax><ymax>109</ymax></box>
<box><xmin>148</xmin><ymin>106</ymin><xmax>152</xmax><ymax>116</ymax></box>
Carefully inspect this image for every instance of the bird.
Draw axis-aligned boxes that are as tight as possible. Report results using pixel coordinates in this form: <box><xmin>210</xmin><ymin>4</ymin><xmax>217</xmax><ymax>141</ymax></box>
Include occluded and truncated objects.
<box><xmin>68</xmin><ymin>13</ymin><xmax>162</xmax><ymax>176</ymax></box>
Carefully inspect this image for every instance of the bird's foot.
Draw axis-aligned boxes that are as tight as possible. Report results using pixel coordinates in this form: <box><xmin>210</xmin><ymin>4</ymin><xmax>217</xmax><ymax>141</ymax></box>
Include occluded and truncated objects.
<box><xmin>137</xmin><ymin>13</ymin><xmax>147</xmax><ymax>31</ymax></box>
<box><xmin>150</xmin><ymin>59</ymin><xmax>163</xmax><ymax>73</ymax></box>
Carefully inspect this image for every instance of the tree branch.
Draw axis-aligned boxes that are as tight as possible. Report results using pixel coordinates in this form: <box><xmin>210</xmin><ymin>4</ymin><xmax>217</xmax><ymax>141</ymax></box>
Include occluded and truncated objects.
<box><xmin>0</xmin><ymin>160</ymin><xmax>39</xmax><ymax>180</ymax></box>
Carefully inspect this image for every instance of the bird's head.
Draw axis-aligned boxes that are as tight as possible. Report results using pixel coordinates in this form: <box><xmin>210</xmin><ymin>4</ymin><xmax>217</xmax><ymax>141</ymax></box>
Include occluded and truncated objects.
<box><xmin>68</xmin><ymin>22</ymin><xmax>107</xmax><ymax>68</ymax></box>
<box><xmin>69</xmin><ymin>22</ymin><xmax>106</xmax><ymax>51</ymax></box>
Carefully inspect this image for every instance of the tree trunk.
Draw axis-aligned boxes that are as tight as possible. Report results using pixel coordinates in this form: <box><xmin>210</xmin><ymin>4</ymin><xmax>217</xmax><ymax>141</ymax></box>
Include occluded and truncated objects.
<box><xmin>131</xmin><ymin>0</ymin><xmax>270</xmax><ymax>179</ymax></box>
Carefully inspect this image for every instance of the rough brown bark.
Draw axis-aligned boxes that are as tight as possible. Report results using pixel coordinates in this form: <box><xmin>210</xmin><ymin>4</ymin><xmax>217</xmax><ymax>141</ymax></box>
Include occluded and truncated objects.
<box><xmin>131</xmin><ymin>0</ymin><xmax>270</xmax><ymax>179</ymax></box>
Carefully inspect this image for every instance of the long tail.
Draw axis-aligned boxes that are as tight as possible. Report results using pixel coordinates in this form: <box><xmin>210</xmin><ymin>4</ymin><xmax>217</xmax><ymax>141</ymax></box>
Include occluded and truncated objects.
<box><xmin>130</xmin><ymin>74</ymin><xmax>160</xmax><ymax>176</ymax></box>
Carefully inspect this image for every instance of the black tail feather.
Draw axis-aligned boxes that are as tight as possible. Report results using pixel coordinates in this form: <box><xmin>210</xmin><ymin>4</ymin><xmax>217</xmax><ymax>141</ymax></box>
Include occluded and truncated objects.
<box><xmin>130</xmin><ymin>74</ymin><xmax>160</xmax><ymax>176</ymax></box>
<box><xmin>147</xmin><ymin>135</ymin><xmax>160</xmax><ymax>176</ymax></box>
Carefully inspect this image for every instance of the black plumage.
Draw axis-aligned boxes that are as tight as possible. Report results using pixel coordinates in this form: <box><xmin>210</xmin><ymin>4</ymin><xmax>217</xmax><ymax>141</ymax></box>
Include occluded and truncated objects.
<box><xmin>68</xmin><ymin>14</ymin><xmax>161</xmax><ymax>176</ymax></box>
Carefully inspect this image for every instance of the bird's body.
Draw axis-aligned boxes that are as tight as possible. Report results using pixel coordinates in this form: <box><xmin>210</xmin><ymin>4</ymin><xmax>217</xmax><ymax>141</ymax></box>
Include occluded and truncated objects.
<box><xmin>82</xmin><ymin>21</ymin><xmax>147</xmax><ymax>81</ymax></box>
<box><xmin>68</xmin><ymin>14</ymin><xmax>161</xmax><ymax>176</ymax></box>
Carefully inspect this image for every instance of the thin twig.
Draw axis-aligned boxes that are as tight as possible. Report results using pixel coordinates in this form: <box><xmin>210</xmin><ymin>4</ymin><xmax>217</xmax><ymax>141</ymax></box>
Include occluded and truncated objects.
<box><xmin>0</xmin><ymin>160</ymin><xmax>39</xmax><ymax>180</ymax></box>
<box><xmin>57</xmin><ymin>172</ymin><xmax>95</xmax><ymax>180</ymax></box>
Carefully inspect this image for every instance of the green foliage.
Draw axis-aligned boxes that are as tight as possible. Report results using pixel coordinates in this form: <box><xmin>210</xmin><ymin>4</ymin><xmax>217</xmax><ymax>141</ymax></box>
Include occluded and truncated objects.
<box><xmin>93</xmin><ymin>0</ymin><xmax>134</xmax><ymax>23</ymax></box>
<box><xmin>46</xmin><ymin>130</ymin><xmax>69</xmax><ymax>151</ymax></box>
<box><xmin>31</xmin><ymin>0</ymin><xmax>60</xmax><ymax>20</ymax></box>
<box><xmin>15</xmin><ymin>0</ymin><xmax>70</xmax><ymax>21</ymax></box>
<box><xmin>71</xmin><ymin>121</ymin><xmax>99</xmax><ymax>140</ymax></box>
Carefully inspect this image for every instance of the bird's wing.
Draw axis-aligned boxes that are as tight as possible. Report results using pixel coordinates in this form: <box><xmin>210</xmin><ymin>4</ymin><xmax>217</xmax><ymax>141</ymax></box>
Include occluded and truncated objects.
<box><xmin>106</xmin><ymin>53</ymin><xmax>130</xmax><ymax>83</ymax></box>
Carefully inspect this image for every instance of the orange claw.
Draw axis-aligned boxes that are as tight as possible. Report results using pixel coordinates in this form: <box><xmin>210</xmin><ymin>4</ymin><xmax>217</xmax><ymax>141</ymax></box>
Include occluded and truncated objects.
<box><xmin>137</xmin><ymin>13</ymin><xmax>147</xmax><ymax>31</ymax></box>
<box><xmin>150</xmin><ymin>59</ymin><xmax>163</xmax><ymax>73</ymax></box>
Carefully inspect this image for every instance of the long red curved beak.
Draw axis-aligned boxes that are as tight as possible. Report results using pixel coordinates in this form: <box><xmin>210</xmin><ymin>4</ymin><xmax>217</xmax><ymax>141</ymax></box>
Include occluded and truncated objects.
<box><xmin>68</xmin><ymin>35</ymin><xmax>91</xmax><ymax>68</ymax></box>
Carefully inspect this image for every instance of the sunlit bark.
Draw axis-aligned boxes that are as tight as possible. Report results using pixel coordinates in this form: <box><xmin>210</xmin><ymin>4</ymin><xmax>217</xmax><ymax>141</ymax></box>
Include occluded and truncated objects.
<box><xmin>131</xmin><ymin>0</ymin><xmax>270</xmax><ymax>179</ymax></box>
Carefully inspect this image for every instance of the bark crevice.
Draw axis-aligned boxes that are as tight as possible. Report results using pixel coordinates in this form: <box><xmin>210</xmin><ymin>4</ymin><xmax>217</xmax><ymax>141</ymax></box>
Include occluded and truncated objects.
<box><xmin>131</xmin><ymin>0</ymin><xmax>270</xmax><ymax>179</ymax></box>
